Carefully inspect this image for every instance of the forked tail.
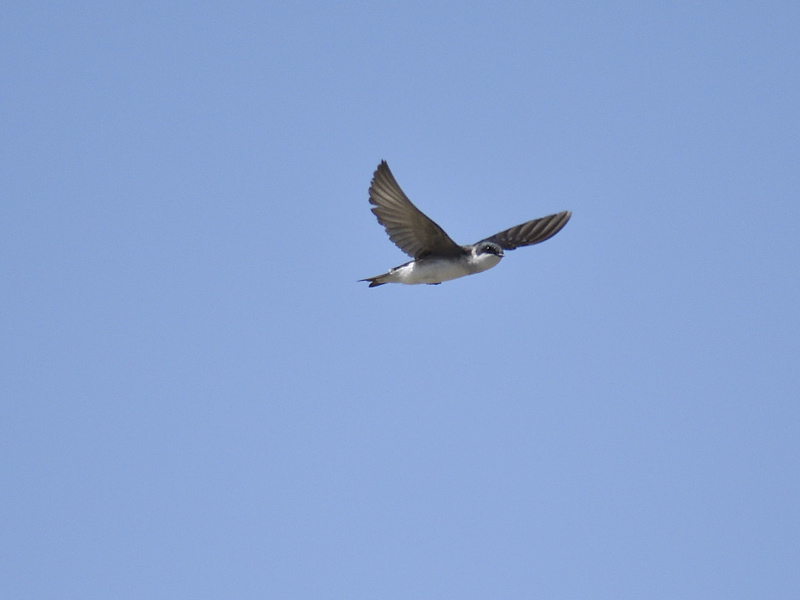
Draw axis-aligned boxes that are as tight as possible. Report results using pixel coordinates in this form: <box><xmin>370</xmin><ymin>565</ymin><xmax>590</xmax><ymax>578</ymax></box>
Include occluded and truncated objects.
<box><xmin>358</xmin><ymin>273</ymin><xmax>389</xmax><ymax>287</ymax></box>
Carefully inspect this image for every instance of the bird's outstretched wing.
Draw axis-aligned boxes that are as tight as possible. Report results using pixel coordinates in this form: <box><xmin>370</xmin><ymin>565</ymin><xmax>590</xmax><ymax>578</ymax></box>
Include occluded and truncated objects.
<box><xmin>369</xmin><ymin>161</ymin><xmax>465</xmax><ymax>259</ymax></box>
<box><xmin>480</xmin><ymin>210</ymin><xmax>572</xmax><ymax>250</ymax></box>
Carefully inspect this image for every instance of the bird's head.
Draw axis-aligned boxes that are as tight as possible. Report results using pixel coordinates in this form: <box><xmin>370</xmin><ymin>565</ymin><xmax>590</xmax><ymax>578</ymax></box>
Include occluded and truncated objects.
<box><xmin>473</xmin><ymin>241</ymin><xmax>504</xmax><ymax>259</ymax></box>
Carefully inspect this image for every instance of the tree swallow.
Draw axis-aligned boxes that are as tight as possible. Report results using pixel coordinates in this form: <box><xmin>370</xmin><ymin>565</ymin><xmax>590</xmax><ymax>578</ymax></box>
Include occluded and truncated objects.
<box><xmin>360</xmin><ymin>161</ymin><xmax>572</xmax><ymax>287</ymax></box>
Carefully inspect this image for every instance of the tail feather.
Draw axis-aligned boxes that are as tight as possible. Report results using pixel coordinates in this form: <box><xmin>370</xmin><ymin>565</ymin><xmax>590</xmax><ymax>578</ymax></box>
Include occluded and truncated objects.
<box><xmin>359</xmin><ymin>273</ymin><xmax>389</xmax><ymax>287</ymax></box>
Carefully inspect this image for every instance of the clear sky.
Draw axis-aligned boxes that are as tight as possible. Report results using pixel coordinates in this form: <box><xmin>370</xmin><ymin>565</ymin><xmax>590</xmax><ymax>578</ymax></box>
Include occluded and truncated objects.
<box><xmin>2</xmin><ymin>2</ymin><xmax>798</xmax><ymax>598</ymax></box>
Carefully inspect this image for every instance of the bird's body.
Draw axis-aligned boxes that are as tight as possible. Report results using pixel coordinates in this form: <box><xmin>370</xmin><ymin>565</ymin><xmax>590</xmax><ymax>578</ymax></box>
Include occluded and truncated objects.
<box><xmin>360</xmin><ymin>161</ymin><xmax>571</xmax><ymax>287</ymax></box>
<box><xmin>364</xmin><ymin>247</ymin><xmax>503</xmax><ymax>287</ymax></box>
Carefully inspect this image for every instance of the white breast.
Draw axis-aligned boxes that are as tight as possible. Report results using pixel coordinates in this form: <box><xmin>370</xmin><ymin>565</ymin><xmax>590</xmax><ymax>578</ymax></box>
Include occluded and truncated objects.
<box><xmin>392</xmin><ymin>254</ymin><xmax>501</xmax><ymax>285</ymax></box>
<box><xmin>470</xmin><ymin>252</ymin><xmax>502</xmax><ymax>274</ymax></box>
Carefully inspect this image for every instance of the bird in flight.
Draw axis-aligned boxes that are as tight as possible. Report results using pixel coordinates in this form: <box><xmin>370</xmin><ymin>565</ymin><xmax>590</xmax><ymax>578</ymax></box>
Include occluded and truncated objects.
<box><xmin>360</xmin><ymin>161</ymin><xmax>571</xmax><ymax>287</ymax></box>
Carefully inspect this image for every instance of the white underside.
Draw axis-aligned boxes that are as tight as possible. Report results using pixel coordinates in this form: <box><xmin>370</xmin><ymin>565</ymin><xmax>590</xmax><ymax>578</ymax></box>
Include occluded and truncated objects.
<box><xmin>384</xmin><ymin>254</ymin><xmax>502</xmax><ymax>285</ymax></box>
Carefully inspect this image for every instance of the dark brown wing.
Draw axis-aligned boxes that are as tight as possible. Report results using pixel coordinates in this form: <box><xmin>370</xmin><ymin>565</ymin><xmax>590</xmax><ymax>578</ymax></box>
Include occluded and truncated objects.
<box><xmin>480</xmin><ymin>210</ymin><xmax>572</xmax><ymax>250</ymax></box>
<box><xmin>369</xmin><ymin>161</ymin><xmax>465</xmax><ymax>259</ymax></box>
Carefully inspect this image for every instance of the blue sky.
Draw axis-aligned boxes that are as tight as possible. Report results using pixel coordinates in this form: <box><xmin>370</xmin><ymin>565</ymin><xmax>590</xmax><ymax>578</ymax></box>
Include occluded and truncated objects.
<box><xmin>2</xmin><ymin>2</ymin><xmax>798</xmax><ymax>598</ymax></box>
